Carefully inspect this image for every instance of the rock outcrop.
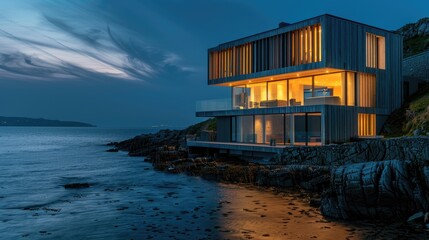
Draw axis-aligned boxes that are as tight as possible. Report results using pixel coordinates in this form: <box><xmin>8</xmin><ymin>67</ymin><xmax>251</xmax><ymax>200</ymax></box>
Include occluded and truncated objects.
<box><xmin>396</xmin><ymin>17</ymin><xmax>429</xmax><ymax>57</ymax></box>
<box><xmin>116</xmin><ymin>129</ymin><xmax>186</xmax><ymax>157</ymax></box>
<box><xmin>397</xmin><ymin>18</ymin><xmax>429</xmax><ymax>39</ymax></box>
<box><xmin>277</xmin><ymin>137</ymin><xmax>429</xmax><ymax>166</ymax></box>
<box><xmin>114</xmin><ymin>118</ymin><xmax>216</xmax><ymax>157</ymax></box>
<box><xmin>321</xmin><ymin>160</ymin><xmax>429</xmax><ymax>220</ymax></box>
<box><xmin>152</xmin><ymin>156</ymin><xmax>330</xmax><ymax>192</ymax></box>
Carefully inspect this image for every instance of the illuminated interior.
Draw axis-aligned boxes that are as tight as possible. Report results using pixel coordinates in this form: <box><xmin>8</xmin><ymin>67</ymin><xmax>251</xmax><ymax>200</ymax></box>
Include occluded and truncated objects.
<box><xmin>231</xmin><ymin>70</ymin><xmax>359</xmax><ymax>108</ymax></box>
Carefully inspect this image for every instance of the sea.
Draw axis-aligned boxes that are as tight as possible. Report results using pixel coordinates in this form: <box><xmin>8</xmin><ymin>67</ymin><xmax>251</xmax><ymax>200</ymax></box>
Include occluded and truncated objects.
<box><xmin>0</xmin><ymin>127</ymin><xmax>419</xmax><ymax>239</ymax></box>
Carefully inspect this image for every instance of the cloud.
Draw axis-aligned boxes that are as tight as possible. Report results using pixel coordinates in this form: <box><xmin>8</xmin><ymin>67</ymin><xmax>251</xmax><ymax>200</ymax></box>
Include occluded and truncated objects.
<box><xmin>0</xmin><ymin>0</ymin><xmax>195</xmax><ymax>82</ymax></box>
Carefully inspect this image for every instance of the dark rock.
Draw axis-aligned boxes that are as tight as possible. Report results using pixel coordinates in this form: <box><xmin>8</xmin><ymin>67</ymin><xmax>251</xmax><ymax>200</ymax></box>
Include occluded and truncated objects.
<box><xmin>64</xmin><ymin>183</ymin><xmax>90</xmax><ymax>189</ymax></box>
<box><xmin>106</xmin><ymin>148</ymin><xmax>119</xmax><ymax>152</ymax></box>
<box><xmin>408</xmin><ymin>212</ymin><xmax>425</xmax><ymax>223</ymax></box>
<box><xmin>106</xmin><ymin>142</ymin><xmax>118</xmax><ymax>146</ymax></box>
<box><xmin>309</xmin><ymin>198</ymin><xmax>321</xmax><ymax>208</ymax></box>
<box><xmin>321</xmin><ymin>160</ymin><xmax>429</xmax><ymax>220</ymax></box>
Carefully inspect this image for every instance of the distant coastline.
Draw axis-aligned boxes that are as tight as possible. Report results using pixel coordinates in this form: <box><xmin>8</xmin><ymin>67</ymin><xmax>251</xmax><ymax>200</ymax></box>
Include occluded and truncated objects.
<box><xmin>0</xmin><ymin>116</ymin><xmax>95</xmax><ymax>127</ymax></box>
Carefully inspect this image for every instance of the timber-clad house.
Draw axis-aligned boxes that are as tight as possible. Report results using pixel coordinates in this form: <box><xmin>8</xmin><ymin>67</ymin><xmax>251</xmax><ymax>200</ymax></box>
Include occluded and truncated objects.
<box><xmin>188</xmin><ymin>14</ymin><xmax>403</xmax><ymax>155</ymax></box>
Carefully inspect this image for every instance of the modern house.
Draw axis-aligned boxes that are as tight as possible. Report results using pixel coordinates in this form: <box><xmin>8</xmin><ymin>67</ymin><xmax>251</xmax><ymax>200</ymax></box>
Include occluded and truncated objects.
<box><xmin>189</xmin><ymin>14</ymin><xmax>403</xmax><ymax>155</ymax></box>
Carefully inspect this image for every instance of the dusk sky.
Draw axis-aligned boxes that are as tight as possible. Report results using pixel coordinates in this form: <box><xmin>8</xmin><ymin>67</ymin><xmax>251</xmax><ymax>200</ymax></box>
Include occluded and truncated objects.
<box><xmin>0</xmin><ymin>0</ymin><xmax>427</xmax><ymax>128</ymax></box>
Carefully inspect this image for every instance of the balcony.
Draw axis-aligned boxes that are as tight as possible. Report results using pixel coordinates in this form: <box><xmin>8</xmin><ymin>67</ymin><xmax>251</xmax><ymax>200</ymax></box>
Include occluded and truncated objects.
<box><xmin>196</xmin><ymin>97</ymin><xmax>341</xmax><ymax>112</ymax></box>
<box><xmin>196</xmin><ymin>98</ymin><xmax>231</xmax><ymax>112</ymax></box>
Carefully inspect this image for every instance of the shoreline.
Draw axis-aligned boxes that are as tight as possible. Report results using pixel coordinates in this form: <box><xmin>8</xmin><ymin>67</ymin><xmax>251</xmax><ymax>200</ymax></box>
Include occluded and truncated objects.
<box><xmin>111</xmin><ymin>148</ymin><xmax>429</xmax><ymax>239</ymax></box>
<box><xmin>109</xmin><ymin>128</ymin><xmax>429</xmax><ymax>238</ymax></box>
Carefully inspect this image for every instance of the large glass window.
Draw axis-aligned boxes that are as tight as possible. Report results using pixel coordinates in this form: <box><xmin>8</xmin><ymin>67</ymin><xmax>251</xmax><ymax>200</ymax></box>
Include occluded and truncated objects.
<box><xmin>294</xmin><ymin>113</ymin><xmax>307</xmax><ymax>145</ymax></box>
<box><xmin>267</xmin><ymin>81</ymin><xmax>288</xmax><ymax>107</ymax></box>
<box><xmin>310</xmin><ymin>73</ymin><xmax>344</xmax><ymax>105</ymax></box>
<box><xmin>232</xmin><ymin>113</ymin><xmax>321</xmax><ymax>145</ymax></box>
<box><xmin>231</xmin><ymin>71</ymin><xmax>360</xmax><ymax>109</ymax></box>
<box><xmin>265</xmin><ymin>114</ymin><xmax>285</xmax><ymax>144</ymax></box>
<box><xmin>307</xmin><ymin>113</ymin><xmax>321</xmax><ymax>146</ymax></box>
<box><xmin>347</xmin><ymin>72</ymin><xmax>355</xmax><ymax>106</ymax></box>
<box><xmin>289</xmin><ymin>77</ymin><xmax>312</xmax><ymax>106</ymax></box>
<box><xmin>255</xmin><ymin>115</ymin><xmax>264</xmax><ymax>143</ymax></box>
<box><xmin>236</xmin><ymin>116</ymin><xmax>254</xmax><ymax>143</ymax></box>
<box><xmin>285</xmin><ymin>114</ymin><xmax>293</xmax><ymax>144</ymax></box>
<box><xmin>232</xmin><ymin>85</ymin><xmax>248</xmax><ymax>109</ymax></box>
<box><xmin>293</xmin><ymin>113</ymin><xmax>321</xmax><ymax>146</ymax></box>
<box><xmin>247</xmin><ymin>83</ymin><xmax>267</xmax><ymax>108</ymax></box>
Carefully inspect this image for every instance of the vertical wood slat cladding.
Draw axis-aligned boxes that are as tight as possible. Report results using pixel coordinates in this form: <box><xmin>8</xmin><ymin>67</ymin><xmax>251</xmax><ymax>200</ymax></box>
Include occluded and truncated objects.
<box><xmin>358</xmin><ymin>114</ymin><xmax>376</xmax><ymax>136</ymax></box>
<box><xmin>357</xmin><ymin>73</ymin><xmax>376</xmax><ymax>107</ymax></box>
<box><xmin>208</xmin><ymin>24</ymin><xmax>322</xmax><ymax>80</ymax></box>
<box><xmin>322</xmin><ymin>106</ymin><xmax>358</xmax><ymax>144</ymax></box>
<box><xmin>323</xmin><ymin>16</ymin><xmax>403</xmax><ymax>113</ymax></box>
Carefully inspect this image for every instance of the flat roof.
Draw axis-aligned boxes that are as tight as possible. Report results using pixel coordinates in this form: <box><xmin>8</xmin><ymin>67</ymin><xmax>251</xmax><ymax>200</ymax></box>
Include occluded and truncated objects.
<box><xmin>210</xmin><ymin>14</ymin><xmax>400</xmax><ymax>51</ymax></box>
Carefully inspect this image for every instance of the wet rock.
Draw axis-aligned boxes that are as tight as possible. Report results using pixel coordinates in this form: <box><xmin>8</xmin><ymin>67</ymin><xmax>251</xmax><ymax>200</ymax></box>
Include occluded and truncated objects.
<box><xmin>408</xmin><ymin>212</ymin><xmax>425</xmax><ymax>223</ymax></box>
<box><xmin>321</xmin><ymin>160</ymin><xmax>429</xmax><ymax>220</ymax></box>
<box><xmin>64</xmin><ymin>183</ymin><xmax>90</xmax><ymax>189</ymax></box>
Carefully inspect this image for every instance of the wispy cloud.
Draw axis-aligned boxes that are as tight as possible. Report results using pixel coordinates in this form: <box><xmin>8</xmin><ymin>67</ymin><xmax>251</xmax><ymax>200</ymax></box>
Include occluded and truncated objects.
<box><xmin>0</xmin><ymin>0</ymin><xmax>195</xmax><ymax>82</ymax></box>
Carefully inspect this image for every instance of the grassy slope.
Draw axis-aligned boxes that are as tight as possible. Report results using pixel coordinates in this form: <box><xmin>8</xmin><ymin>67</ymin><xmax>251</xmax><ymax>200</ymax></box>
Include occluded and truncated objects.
<box><xmin>381</xmin><ymin>83</ymin><xmax>429</xmax><ymax>137</ymax></box>
<box><xmin>184</xmin><ymin>118</ymin><xmax>216</xmax><ymax>135</ymax></box>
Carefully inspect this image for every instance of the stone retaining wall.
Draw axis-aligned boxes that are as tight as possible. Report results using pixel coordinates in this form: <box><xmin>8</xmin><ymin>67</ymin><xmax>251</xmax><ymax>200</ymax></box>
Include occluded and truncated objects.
<box><xmin>277</xmin><ymin>137</ymin><xmax>429</xmax><ymax>166</ymax></box>
<box><xmin>403</xmin><ymin>50</ymin><xmax>429</xmax><ymax>81</ymax></box>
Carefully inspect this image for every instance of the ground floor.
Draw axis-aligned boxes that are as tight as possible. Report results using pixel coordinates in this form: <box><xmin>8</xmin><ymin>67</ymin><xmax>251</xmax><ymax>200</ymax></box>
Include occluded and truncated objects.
<box><xmin>230</xmin><ymin>113</ymin><xmax>322</xmax><ymax>146</ymax></box>
<box><xmin>211</xmin><ymin>105</ymin><xmax>382</xmax><ymax>146</ymax></box>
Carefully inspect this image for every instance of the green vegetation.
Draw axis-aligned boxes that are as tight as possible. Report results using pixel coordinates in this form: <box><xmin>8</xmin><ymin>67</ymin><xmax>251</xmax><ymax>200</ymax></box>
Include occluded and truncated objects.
<box><xmin>403</xmin><ymin>35</ymin><xmax>429</xmax><ymax>58</ymax></box>
<box><xmin>184</xmin><ymin>118</ymin><xmax>217</xmax><ymax>135</ymax></box>
<box><xmin>409</xmin><ymin>93</ymin><xmax>429</xmax><ymax>112</ymax></box>
<box><xmin>382</xmin><ymin>84</ymin><xmax>429</xmax><ymax>137</ymax></box>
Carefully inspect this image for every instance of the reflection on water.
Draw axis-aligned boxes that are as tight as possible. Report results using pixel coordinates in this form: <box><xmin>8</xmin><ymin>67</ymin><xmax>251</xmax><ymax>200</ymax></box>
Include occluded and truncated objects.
<box><xmin>0</xmin><ymin>127</ymin><xmax>425</xmax><ymax>239</ymax></box>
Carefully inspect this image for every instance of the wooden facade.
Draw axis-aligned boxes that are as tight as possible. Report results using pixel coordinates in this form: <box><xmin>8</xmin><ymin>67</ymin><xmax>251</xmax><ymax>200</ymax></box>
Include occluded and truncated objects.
<box><xmin>199</xmin><ymin>14</ymin><xmax>403</xmax><ymax>146</ymax></box>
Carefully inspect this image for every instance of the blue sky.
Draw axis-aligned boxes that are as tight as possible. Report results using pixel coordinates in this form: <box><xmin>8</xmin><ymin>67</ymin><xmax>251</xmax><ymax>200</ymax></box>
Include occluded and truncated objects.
<box><xmin>0</xmin><ymin>0</ymin><xmax>427</xmax><ymax>127</ymax></box>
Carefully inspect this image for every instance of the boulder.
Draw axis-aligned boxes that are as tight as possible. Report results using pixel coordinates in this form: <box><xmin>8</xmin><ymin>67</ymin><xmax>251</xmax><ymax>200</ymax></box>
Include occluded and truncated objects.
<box><xmin>321</xmin><ymin>160</ymin><xmax>429</xmax><ymax>220</ymax></box>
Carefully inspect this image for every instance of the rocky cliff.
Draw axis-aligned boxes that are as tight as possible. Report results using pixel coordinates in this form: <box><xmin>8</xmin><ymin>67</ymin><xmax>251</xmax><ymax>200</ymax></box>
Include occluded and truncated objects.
<box><xmin>397</xmin><ymin>17</ymin><xmax>429</xmax><ymax>57</ymax></box>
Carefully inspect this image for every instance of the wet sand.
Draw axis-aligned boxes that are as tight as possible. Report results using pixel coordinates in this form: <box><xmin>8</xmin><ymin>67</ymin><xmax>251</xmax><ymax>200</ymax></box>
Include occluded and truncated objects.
<box><xmin>134</xmin><ymin>182</ymin><xmax>428</xmax><ymax>239</ymax></box>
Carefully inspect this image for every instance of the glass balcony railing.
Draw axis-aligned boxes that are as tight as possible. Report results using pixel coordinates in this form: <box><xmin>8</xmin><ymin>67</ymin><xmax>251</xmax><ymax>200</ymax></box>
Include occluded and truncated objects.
<box><xmin>196</xmin><ymin>98</ymin><xmax>231</xmax><ymax>112</ymax></box>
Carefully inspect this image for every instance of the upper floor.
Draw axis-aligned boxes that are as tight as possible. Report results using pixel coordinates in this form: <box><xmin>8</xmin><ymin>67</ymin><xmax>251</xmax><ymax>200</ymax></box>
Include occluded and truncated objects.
<box><xmin>208</xmin><ymin>15</ymin><xmax>402</xmax><ymax>82</ymax></box>
<box><xmin>205</xmin><ymin>14</ymin><xmax>403</xmax><ymax>113</ymax></box>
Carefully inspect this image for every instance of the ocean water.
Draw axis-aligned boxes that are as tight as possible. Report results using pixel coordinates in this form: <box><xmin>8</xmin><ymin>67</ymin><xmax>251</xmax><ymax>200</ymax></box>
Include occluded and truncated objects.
<box><xmin>0</xmin><ymin>127</ymin><xmax>414</xmax><ymax>239</ymax></box>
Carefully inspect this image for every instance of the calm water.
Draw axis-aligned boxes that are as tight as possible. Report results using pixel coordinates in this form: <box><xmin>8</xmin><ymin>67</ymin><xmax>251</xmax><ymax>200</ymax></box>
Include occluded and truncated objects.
<box><xmin>0</xmin><ymin>127</ymin><xmax>405</xmax><ymax>240</ymax></box>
